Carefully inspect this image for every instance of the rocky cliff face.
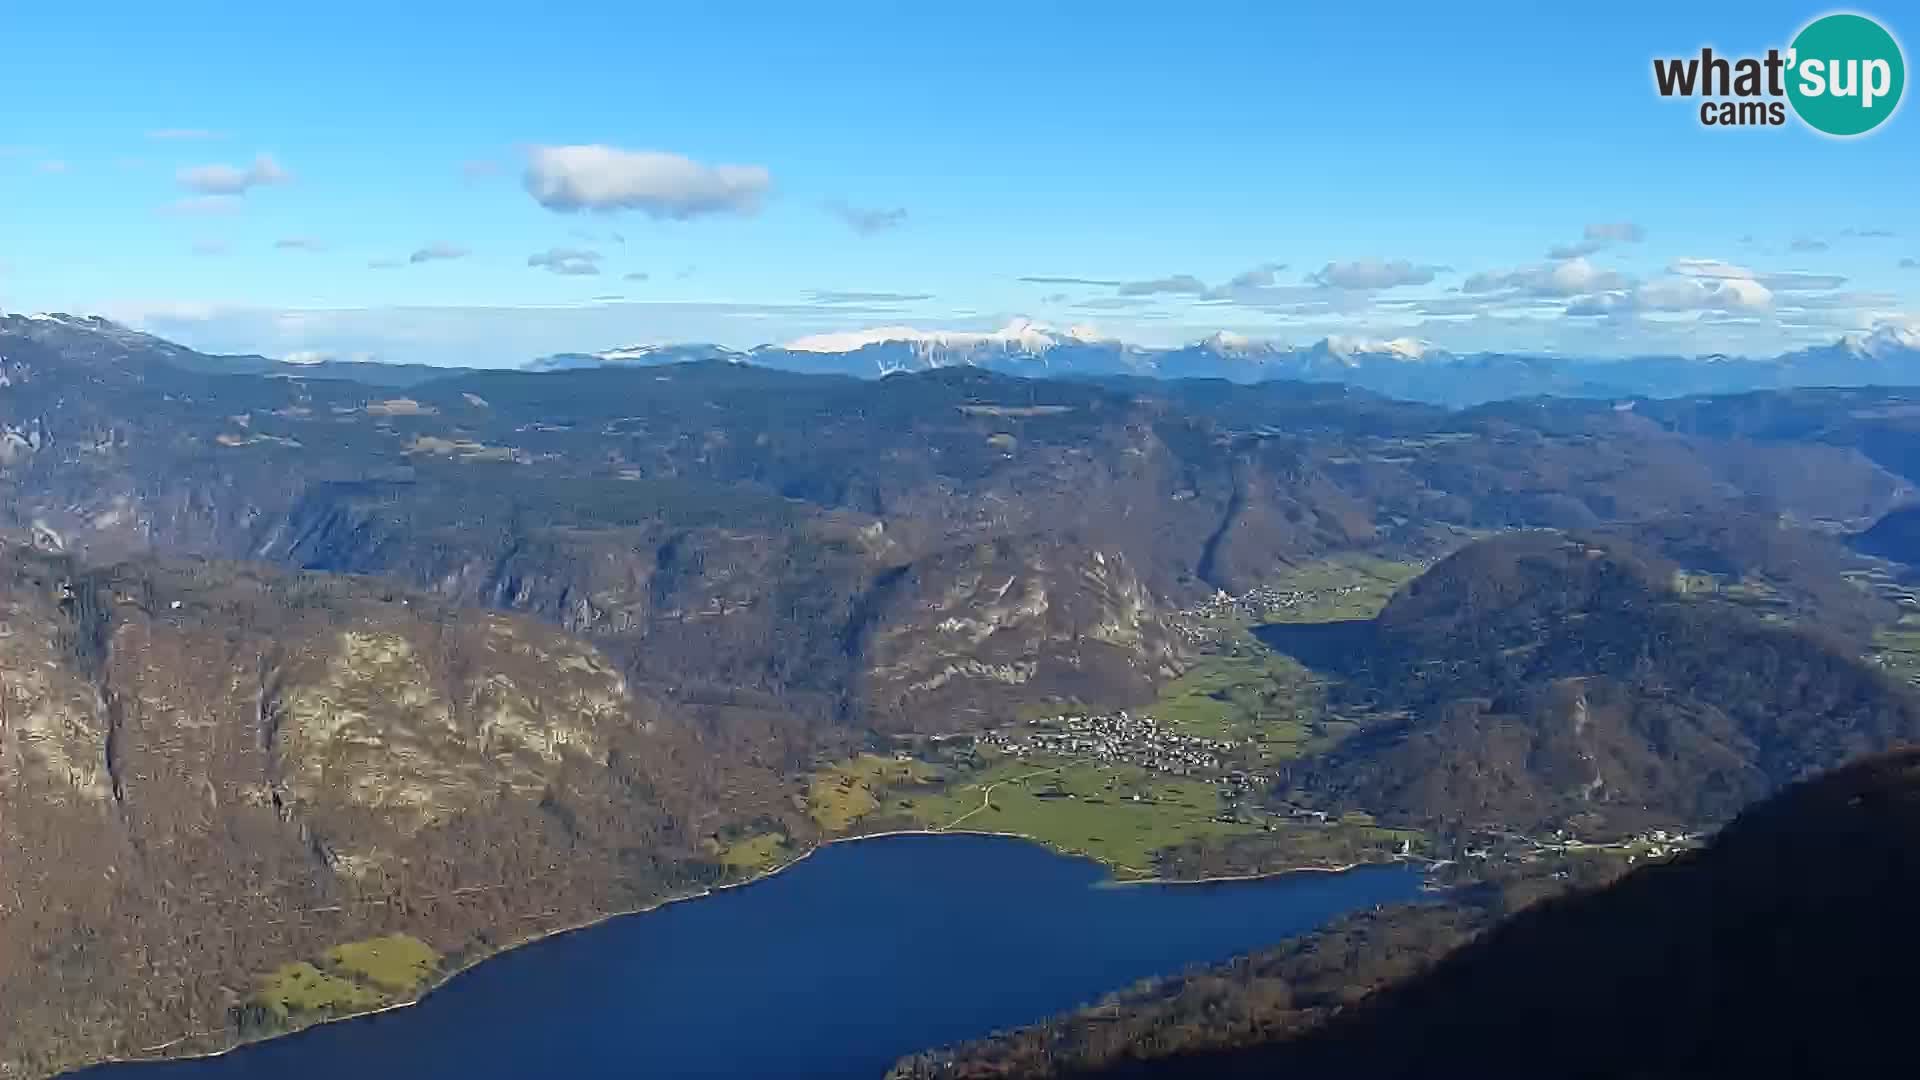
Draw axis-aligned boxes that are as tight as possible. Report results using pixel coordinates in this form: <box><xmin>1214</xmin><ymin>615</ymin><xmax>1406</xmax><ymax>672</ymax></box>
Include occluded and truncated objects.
<box><xmin>0</xmin><ymin>547</ymin><xmax>733</xmax><ymax>1079</ymax></box>
<box><xmin>861</xmin><ymin>537</ymin><xmax>1186</xmax><ymax>729</ymax></box>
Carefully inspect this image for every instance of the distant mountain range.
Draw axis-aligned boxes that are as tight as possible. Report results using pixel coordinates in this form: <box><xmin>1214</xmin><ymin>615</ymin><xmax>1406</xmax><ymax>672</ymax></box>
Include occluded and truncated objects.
<box><xmin>9</xmin><ymin>310</ymin><xmax>1920</xmax><ymax>407</ymax></box>
<box><xmin>529</xmin><ymin>319</ymin><xmax>1920</xmax><ymax>408</ymax></box>
<box><xmin>0</xmin><ymin>312</ymin><xmax>460</xmax><ymax>388</ymax></box>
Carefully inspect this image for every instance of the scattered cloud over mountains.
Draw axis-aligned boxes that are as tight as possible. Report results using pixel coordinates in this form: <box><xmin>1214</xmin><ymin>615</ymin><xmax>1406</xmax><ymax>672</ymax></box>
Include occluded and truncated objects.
<box><xmin>807</xmin><ymin>290</ymin><xmax>932</xmax><ymax>304</ymax></box>
<box><xmin>1224</xmin><ymin>263</ymin><xmax>1289</xmax><ymax>290</ymax></box>
<box><xmin>1308</xmin><ymin>259</ymin><xmax>1445</xmax><ymax>290</ymax></box>
<box><xmin>1463</xmin><ymin>257</ymin><xmax>1628</xmax><ymax>297</ymax></box>
<box><xmin>1118</xmin><ymin>275</ymin><xmax>1209</xmax><ymax>296</ymax></box>
<box><xmin>527</xmin><ymin>247</ymin><xmax>602</xmax><ymax>276</ymax></box>
<box><xmin>176</xmin><ymin>153</ymin><xmax>288</xmax><ymax>196</ymax></box>
<box><xmin>523</xmin><ymin>145</ymin><xmax>770</xmax><ymax>218</ymax></box>
<box><xmin>367</xmin><ymin>243</ymin><xmax>467</xmax><ymax>267</ymax></box>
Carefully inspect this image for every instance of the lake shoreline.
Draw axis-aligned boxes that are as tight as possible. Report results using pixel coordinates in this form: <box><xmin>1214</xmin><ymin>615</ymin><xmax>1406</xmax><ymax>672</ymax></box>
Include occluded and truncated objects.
<box><xmin>66</xmin><ymin>830</ymin><xmax>1409</xmax><ymax>1078</ymax></box>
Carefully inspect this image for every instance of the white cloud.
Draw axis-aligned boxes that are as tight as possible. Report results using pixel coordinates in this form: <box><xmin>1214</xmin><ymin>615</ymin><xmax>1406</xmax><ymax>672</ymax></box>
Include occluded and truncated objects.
<box><xmin>1308</xmin><ymin>259</ymin><xmax>1442</xmax><ymax>290</ymax></box>
<box><xmin>1564</xmin><ymin>292</ymin><xmax>1636</xmax><ymax>317</ymax></box>
<box><xmin>1118</xmin><ymin>274</ymin><xmax>1209</xmax><ymax>296</ymax></box>
<box><xmin>176</xmin><ymin>153</ymin><xmax>289</xmax><ymax>196</ymax></box>
<box><xmin>1222</xmin><ymin>262</ymin><xmax>1288</xmax><ymax>290</ymax></box>
<box><xmin>1668</xmin><ymin>257</ymin><xmax>1753</xmax><ymax>280</ymax></box>
<box><xmin>1634</xmin><ymin>276</ymin><xmax>1773</xmax><ymax>311</ymax></box>
<box><xmin>1668</xmin><ymin>258</ymin><xmax>1847</xmax><ymax>292</ymax></box>
<box><xmin>523</xmin><ymin>145</ymin><xmax>770</xmax><ymax>217</ymax></box>
<box><xmin>528</xmin><ymin>247</ymin><xmax>602</xmax><ymax>276</ymax></box>
<box><xmin>1463</xmin><ymin>257</ymin><xmax>1627</xmax><ymax>296</ymax></box>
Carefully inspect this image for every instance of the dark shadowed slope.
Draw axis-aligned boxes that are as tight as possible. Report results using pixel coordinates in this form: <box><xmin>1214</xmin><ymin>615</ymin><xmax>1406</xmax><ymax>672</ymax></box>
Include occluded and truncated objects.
<box><xmin>898</xmin><ymin>751</ymin><xmax>1920</xmax><ymax>1079</ymax></box>
<box><xmin>1108</xmin><ymin>749</ymin><xmax>1920</xmax><ymax>1079</ymax></box>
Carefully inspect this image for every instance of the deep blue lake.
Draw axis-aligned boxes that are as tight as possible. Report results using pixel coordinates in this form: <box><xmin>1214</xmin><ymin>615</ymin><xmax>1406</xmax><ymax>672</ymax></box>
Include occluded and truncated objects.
<box><xmin>78</xmin><ymin>834</ymin><xmax>1425</xmax><ymax>1080</ymax></box>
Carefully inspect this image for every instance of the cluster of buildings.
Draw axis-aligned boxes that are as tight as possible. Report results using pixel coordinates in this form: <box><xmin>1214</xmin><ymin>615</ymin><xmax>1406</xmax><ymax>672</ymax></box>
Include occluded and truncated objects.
<box><xmin>1170</xmin><ymin>584</ymin><xmax>1371</xmax><ymax>643</ymax></box>
<box><xmin>981</xmin><ymin>711</ymin><xmax>1235</xmax><ymax>775</ymax></box>
<box><xmin>1457</xmin><ymin>826</ymin><xmax>1703</xmax><ymax>865</ymax></box>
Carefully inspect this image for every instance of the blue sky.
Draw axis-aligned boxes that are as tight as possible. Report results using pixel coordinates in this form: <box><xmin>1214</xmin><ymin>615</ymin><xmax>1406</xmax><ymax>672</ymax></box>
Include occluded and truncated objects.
<box><xmin>1</xmin><ymin>1</ymin><xmax>1915</xmax><ymax>366</ymax></box>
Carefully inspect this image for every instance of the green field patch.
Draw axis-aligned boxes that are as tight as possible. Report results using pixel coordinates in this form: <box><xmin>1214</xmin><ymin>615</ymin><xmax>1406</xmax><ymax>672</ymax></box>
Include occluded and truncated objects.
<box><xmin>255</xmin><ymin>961</ymin><xmax>388</xmax><ymax>1020</ymax></box>
<box><xmin>324</xmin><ymin>934</ymin><xmax>440</xmax><ymax>994</ymax></box>
<box><xmin>1148</xmin><ymin>651</ymin><xmax>1340</xmax><ymax>763</ymax></box>
<box><xmin>1156</xmin><ymin>820</ymin><xmax>1426</xmax><ymax>879</ymax></box>
<box><xmin>807</xmin><ymin>754</ymin><xmax>942</xmax><ymax>833</ymax></box>
<box><xmin>895</xmin><ymin>759</ymin><xmax>1259</xmax><ymax>877</ymax></box>
<box><xmin>717</xmin><ymin>831</ymin><xmax>793</xmax><ymax>873</ymax></box>
<box><xmin>254</xmin><ymin>934</ymin><xmax>442</xmax><ymax>1023</ymax></box>
<box><xmin>1254</xmin><ymin>557</ymin><xmax>1424</xmax><ymax>625</ymax></box>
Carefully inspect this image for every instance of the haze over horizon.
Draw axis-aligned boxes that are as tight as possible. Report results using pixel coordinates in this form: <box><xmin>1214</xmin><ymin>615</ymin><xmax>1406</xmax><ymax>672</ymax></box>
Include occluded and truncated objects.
<box><xmin>3</xmin><ymin>0</ymin><xmax>1915</xmax><ymax>369</ymax></box>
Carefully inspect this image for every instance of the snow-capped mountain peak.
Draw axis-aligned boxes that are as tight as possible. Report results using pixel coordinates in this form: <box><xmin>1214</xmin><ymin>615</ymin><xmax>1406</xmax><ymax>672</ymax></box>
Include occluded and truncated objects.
<box><xmin>1196</xmin><ymin>330</ymin><xmax>1277</xmax><ymax>355</ymax></box>
<box><xmin>1840</xmin><ymin>322</ymin><xmax>1920</xmax><ymax>360</ymax></box>
<box><xmin>1319</xmin><ymin>335</ymin><xmax>1434</xmax><ymax>361</ymax></box>
<box><xmin>782</xmin><ymin>318</ymin><xmax>1089</xmax><ymax>357</ymax></box>
<box><xmin>525</xmin><ymin>343</ymin><xmax>745</xmax><ymax>372</ymax></box>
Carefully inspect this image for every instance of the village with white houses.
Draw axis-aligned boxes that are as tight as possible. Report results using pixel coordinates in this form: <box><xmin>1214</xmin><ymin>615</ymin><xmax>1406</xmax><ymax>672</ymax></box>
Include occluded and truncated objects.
<box><xmin>980</xmin><ymin>711</ymin><xmax>1239</xmax><ymax>777</ymax></box>
<box><xmin>1170</xmin><ymin>583</ymin><xmax>1380</xmax><ymax>645</ymax></box>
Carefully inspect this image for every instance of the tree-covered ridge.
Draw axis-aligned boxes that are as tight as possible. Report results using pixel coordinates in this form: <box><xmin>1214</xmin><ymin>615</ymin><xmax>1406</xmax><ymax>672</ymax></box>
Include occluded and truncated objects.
<box><xmin>1277</xmin><ymin>531</ymin><xmax>1920</xmax><ymax>836</ymax></box>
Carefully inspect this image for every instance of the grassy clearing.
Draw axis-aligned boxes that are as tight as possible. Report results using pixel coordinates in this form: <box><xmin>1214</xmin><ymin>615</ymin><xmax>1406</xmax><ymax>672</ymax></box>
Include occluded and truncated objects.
<box><xmin>254</xmin><ymin>934</ymin><xmax>442</xmax><ymax>1021</ymax></box>
<box><xmin>717</xmin><ymin>832</ymin><xmax>794</xmax><ymax>873</ymax></box>
<box><xmin>1148</xmin><ymin>650</ymin><xmax>1379</xmax><ymax>762</ymax></box>
<box><xmin>807</xmin><ymin>754</ymin><xmax>943</xmax><ymax>833</ymax></box>
<box><xmin>1150</xmin><ymin>653</ymin><xmax>1320</xmax><ymax>763</ymax></box>
<box><xmin>896</xmin><ymin>758</ymin><xmax>1259</xmax><ymax>876</ymax></box>
<box><xmin>324</xmin><ymin>934</ymin><xmax>439</xmax><ymax>994</ymax></box>
<box><xmin>1157</xmin><ymin>820</ymin><xmax>1424</xmax><ymax>878</ymax></box>
<box><xmin>256</xmin><ymin>962</ymin><xmax>389</xmax><ymax>1020</ymax></box>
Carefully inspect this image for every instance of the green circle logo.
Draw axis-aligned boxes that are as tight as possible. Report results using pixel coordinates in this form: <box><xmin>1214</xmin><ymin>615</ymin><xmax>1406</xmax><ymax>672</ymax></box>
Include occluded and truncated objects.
<box><xmin>1787</xmin><ymin>13</ymin><xmax>1906</xmax><ymax>136</ymax></box>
